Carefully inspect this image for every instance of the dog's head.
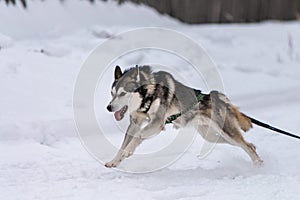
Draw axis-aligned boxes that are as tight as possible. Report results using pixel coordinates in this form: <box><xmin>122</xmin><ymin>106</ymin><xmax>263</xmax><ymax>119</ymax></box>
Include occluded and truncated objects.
<box><xmin>106</xmin><ymin>65</ymin><xmax>142</xmax><ymax>121</ymax></box>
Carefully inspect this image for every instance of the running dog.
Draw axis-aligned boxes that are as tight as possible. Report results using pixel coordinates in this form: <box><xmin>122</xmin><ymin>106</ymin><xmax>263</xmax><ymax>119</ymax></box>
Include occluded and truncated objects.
<box><xmin>105</xmin><ymin>65</ymin><xmax>263</xmax><ymax>168</ymax></box>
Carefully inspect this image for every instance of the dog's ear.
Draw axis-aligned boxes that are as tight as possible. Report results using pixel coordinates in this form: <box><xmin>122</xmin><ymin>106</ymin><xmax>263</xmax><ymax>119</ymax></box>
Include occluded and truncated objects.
<box><xmin>114</xmin><ymin>65</ymin><xmax>122</xmax><ymax>80</ymax></box>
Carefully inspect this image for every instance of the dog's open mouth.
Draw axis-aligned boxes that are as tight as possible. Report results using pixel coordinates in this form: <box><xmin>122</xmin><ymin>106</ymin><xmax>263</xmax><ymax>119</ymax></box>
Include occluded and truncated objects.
<box><xmin>114</xmin><ymin>105</ymin><xmax>128</xmax><ymax>121</ymax></box>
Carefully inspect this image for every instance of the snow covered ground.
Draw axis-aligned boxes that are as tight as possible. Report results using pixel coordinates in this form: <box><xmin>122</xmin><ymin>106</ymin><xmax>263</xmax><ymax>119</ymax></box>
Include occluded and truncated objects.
<box><xmin>1</xmin><ymin>1</ymin><xmax>300</xmax><ymax>199</ymax></box>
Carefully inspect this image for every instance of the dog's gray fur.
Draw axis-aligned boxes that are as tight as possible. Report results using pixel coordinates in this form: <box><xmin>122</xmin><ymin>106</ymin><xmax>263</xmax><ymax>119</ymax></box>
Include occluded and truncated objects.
<box><xmin>105</xmin><ymin>65</ymin><xmax>263</xmax><ymax>168</ymax></box>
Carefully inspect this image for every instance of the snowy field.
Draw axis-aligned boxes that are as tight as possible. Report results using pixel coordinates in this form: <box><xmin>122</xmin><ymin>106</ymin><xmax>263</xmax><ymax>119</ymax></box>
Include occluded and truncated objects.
<box><xmin>1</xmin><ymin>1</ymin><xmax>300</xmax><ymax>200</ymax></box>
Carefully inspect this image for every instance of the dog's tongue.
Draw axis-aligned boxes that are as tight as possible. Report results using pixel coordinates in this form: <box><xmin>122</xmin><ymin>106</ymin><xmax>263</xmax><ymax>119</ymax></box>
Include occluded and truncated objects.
<box><xmin>114</xmin><ymin>109</ymin><xmax>122</xmax><ymax>121</ymax></box>
<box><xmin>113</xmin><ymin>105</ymin><xmax>127</xmax><ymax>121</ymax></box>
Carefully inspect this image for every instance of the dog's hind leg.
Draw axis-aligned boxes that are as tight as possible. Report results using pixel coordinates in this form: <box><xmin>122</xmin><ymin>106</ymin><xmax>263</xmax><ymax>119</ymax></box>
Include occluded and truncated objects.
<box><xmin>219</xmin><ymin>129</ymin><xmax>263</xmax><ymax>165</ymax></box>
<box><xmin>239</xmin><ymin>139</ymin><xmax>263</xmax><ymax>165</ymax></box>
<box><xmin>235</xmin><ymin>136</ymin><xmax>263</xmax><ymax>165</ymax></box>
<box><xmin>196</xmin><ymin>117</ymin><xmax>228</xmax><ymax>144</ymax></box>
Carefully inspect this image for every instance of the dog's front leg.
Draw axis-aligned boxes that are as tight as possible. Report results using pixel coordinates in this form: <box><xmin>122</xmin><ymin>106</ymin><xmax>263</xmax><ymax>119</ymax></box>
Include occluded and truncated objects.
<box><xmin>105</xmin><ymin>112</ymin><xmax>148</xmax><ymax>168</ymax></box>
<box><xmin>122</xmin><ymin>113</ymin><xmax>166</xmax><ymax>158</ymax></box>
<box><xmin>104</xmin><ymin>133</ymin><xmax>135</xmax><ymax>168</ymax></box>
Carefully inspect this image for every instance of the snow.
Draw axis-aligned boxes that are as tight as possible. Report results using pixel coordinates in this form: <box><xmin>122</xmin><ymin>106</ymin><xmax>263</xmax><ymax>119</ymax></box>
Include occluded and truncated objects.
<box><xmin>1</xmin><ymin>0</ymin><xmax>300</xmax><ymax>199</ymax></box>
<box><xmin>0</xmin><ymin>33</ymin><xmax>13</xmax><ymax>48</ymax></box>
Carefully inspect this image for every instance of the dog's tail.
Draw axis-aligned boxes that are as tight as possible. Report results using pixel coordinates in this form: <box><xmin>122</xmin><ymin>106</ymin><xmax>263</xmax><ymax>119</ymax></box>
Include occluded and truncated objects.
<box><xmin>231</xmin><ymin>106</ymin><xmax>253</xmax><ymax>132</ymax></box>
<box><xmin>243</xmin><ymin>114</ymin><xmax>300</xmax><ymax>140</ymax></box>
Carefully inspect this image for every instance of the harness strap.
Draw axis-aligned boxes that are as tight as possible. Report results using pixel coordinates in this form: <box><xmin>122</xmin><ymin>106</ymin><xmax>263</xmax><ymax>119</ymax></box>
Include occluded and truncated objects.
<box><xmin>165</xmin><ymin>92</ymin><xmax>204</xmax><ymax>124</ymax></box>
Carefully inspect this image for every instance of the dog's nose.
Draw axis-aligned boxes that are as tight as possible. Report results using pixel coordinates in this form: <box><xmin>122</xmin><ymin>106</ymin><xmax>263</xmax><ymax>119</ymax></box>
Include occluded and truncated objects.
<box><xmin>106</xmin><ymin>105</ymin><xmax>112</xmax><ymax>112</ymax></box>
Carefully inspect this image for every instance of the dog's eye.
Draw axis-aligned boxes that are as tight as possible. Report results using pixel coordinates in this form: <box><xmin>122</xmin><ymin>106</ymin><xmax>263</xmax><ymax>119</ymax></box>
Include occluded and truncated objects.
<box><xmin>119</xmin><ymin>92</ymin><xmax>126</xmax><ymax>97</ymax></box>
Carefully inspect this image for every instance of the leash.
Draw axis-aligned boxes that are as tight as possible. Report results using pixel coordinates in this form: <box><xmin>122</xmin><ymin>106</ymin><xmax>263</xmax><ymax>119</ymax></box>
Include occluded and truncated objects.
<box><xmin>165</xmin><ymin>91</ymin><xmax>204</xmax><ymax>124</ymax></box>
<box><xmin>245</xmin><ymin>115</ymin><xmax>300</xmax><ymax>140</ymax></box>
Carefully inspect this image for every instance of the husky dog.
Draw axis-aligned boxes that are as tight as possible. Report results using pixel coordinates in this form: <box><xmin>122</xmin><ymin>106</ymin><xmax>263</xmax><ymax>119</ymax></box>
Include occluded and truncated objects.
<box><xmin>105</xmin><ymin>65</ymin><xmax>264</xmax><ymax>168</ymax></box>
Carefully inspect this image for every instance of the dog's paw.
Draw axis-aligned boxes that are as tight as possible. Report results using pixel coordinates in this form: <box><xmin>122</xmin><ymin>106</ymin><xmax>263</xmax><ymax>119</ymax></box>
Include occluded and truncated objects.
<box><xmin>104</xmin><ymin>160</ymin><xmax>119</xmax><ymax>168</ymax></box>
<box><xmin>253</xmin><ymin>159</ymin><xmax>264</xmax><ymax>167</ymax></box>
